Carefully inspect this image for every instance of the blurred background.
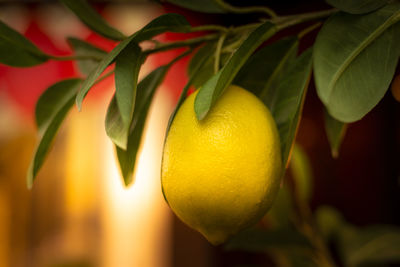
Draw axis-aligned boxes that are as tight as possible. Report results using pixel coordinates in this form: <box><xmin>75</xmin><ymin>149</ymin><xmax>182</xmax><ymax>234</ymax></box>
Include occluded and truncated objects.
<box><xmin>0</xmin><ymin>1</ymin><xmax>399</xmax><ymax>267</ymax></box>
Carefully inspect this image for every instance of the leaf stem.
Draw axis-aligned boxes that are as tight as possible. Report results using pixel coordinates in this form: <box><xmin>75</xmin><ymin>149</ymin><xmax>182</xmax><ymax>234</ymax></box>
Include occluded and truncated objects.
<box><xmin>297</xmin><ymin>22</ymin><xmax>322</xmax><ymax>39</ymax></box>
<box><xmin>213</xmin><ymin>0</ymin><xmax>278</xmax><ymax>18</ymax></box>
<box><xmin>273</xmin><ymin>8</ymin><xmax>338</xmax><ymax>30</ymax></box>
<box><xmin>144</xmin><ymin>8</ymin><xmax>337</xmax><ymax>56</ymax></box>
<box><xmin>214</xmin><ymin>33</ymin><xmax>227</xmax><ymax>74</ymax></box>
<box><xmin>191</xmin><ymin>24</ymin><xmax>228</xmax><ymax>32</ymax></box>
<box><xmin>144</xmin><ymin>33</ymin><xmax>220</xmax><ymax>55</ymax></box>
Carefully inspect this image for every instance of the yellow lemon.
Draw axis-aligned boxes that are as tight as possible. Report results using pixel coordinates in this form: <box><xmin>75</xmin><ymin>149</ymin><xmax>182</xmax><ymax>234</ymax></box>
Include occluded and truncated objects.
<box><xmin>161</xmin><ymin>85</ymin><xmax>282</xmax><ymax>245</ymax></box>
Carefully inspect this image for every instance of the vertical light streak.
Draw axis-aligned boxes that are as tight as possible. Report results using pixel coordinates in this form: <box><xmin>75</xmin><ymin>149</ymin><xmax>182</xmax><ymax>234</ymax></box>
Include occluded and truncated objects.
<box><xmin>101</xmin><ymin>88</ymin><xmax>174</xmax><ymax>267</ymax></box>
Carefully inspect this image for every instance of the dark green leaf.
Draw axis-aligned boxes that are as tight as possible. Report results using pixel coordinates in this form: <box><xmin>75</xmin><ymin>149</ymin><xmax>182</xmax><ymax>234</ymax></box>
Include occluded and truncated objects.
<box><xmin>60</xmin><ymin>0</ymin><xmax>126</xmax><ymax>41</ymax></box>
<box><xmin>225</xmin><ymin>227</ymin><xmax>312</xmax><ymax>252</ymax></box>
<box><xmin>110</xmin><ymin>65</ymin><xmax>169</xmax><ymax>185</ymax></box>
<box><xmin>165</xmin><ymin>0</ymin><xmax>226</xmax><ymax>13</ymax></box>
<box><xmin>269</xmin><ymin>48</ymin><xmax>313</xmax><ymax>168</ymax></box>
<box><xmin>27</xmin><ymin>79</ymin><xmax>81</xmax><ymax>188</ymax></box>
<box><xmin>35</xmin><ymin>79</ymin><xmax>82</xmax><ymax>133</ymax></box>
<box><xmin>105</xmin><ymin>96</ymin><xmax>128</xmax><ymax>149</ymax></box>
<box><xmin>339</xmin><ymin>225</ymin><xmax>400</xmax><ymax>266</ymax></box>
<box><xmin>67</xmin><ymin>37</ymin><xmax>107</xmax><ymax>75</ymax></box>
<box><xmin>194</xmin><ymin>21</ymin><xmax>276</xmax><ymax>120</ymax></box>
<box><xmin>324</xmin><ymin>111</ymin><xmax>347</xmax><ymax>158</ymax></box>
<box><xmin>0</xmin><ymin>20</ymin><xmax>48</xmax><ymax>66</ymax></box>
<box><xmin>234</xmin><ymin>36</ymin><xmax>298</xmax><ymax>97</ymax></box>
<box><xmin>326</xmin><ymin>0</ymin><xmax>388</xmax><ymax>14</ymax></box>
<box><xmin>314</xmin><ymin>3</ymin><xmax>400</xmax><ymax>122</ymax></box>
<box><xmin>76</xmin><ymin>13</ymin><xmax>191</xmax><ymax>110</ymax></box>
<box><xmin>115</xmin><ymin>42</ymin><xmax>142</xmax><ymax>129</ymax></box>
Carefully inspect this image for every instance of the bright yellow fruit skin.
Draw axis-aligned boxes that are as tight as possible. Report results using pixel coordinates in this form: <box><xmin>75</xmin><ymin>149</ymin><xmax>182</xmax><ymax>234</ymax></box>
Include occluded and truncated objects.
<box><xmin>161</xmin><ymin>85</ymin><xmax>282</xmax><ymax>245</ymax></box>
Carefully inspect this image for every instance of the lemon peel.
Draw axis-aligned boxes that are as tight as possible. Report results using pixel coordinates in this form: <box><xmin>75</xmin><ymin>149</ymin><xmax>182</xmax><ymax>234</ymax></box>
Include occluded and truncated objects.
<box><xmin>161</xmin><ymin>85</ymin><xmax>282</xmax><ymax>245</ymax></box>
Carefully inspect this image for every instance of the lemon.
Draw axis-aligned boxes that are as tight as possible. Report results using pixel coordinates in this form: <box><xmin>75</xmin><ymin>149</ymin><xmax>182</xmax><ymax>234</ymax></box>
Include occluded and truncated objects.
<box><xmin>161</xmin><ymin>85</ymin><xmax>282</xmax><ymax>245</ymax></box>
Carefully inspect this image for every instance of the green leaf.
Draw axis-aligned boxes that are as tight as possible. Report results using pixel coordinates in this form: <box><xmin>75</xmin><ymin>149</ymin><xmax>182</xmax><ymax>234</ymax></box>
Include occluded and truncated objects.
<box><xmin>234</xmin><ymin>36</ymin><xmax>298</xmax><ymax>97</ymax></box>
<box><xmin>194</xmin><ymin>21</ymin><xmax>276</xmax><ymax>120</ymax></box>
<box><xmin>76</xmin><ymin>13</ymin><xmax>191</xmax><ymax>110</ymax></box>
<box><xmin>165</xmin><ymin>0</ymin><xmax>226</xmax><ymax>13</ymax></box>
<box><xmin>35</xmin><ymin>78</ymin><xmax>82</xmax><ymax>134</ymax></box>
<box><xmin>225</xmin><ymin>227</ymin><xmax>312</xmax><ymax>252</ymax></box>
<box><xmin>67</xmin><ymin>37</ymin><xmax>107</xmax><ymax>75</ymax></box>
<box><xmin>324</xmin><ymin>111</ymin><xmax>347</xmax><ymax>158</ymax></box>
<box><xmin>27</xmin><ymin>79</ymin><xmax>82</xmax><ymax>188</ymax></box>
<box><xmin>115</xmin><ymin>42</ymin><xmax>142</xmax><ymax>129</ymax></box>
<box><xmin>326</xmin><ymin>0</ymin><xmax>388</xmax><ymax>14</ymax></box>
<box><xmin>339</xmin><ymin>225</ymin><xmax>400</xmax><ymax>266</ymax></box>
<box><xmin>110</xmin><ymin>65</ymin><xmax>169</xmax><ymax>185</ymax></box>
<box><xmin>314</xmin><ymin>3</ymin><xmax>400</xmax><ymax>122</ymax></box>
<box><xmin>60</xmin><ymin>0</ymin><xmax>126</xmax><ymax>41</ymax></box>
<box><xmin>269</xmin><ymin>48</ymin><xmax>313</xmax><ymax>168</ymax></box>
<box><xmin>0</xmin><ymin>20</ymin><xmax>48</xmax><ymax>67</ymax></box>
<box><xmin>290</xmin><ymin>144</ymin><xmax>313</xmax><ymax>202</ymax></box>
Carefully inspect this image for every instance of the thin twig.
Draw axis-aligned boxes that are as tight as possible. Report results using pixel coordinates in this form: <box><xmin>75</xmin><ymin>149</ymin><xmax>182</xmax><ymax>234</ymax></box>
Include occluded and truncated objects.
<box><xmin>214</xmin><ymin>0</ymin><xmax>278</xmax><ymax>18</ymax></box>
<box><xmin>297</xmin><ymin>22</ymin><xmax>322</xmax><ymax>39</ymax></box>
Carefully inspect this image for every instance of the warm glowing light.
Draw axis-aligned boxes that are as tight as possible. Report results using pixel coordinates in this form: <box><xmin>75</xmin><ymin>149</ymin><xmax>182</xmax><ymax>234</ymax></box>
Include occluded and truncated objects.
<box><xmin>101</xmin><ymin>88</ymin><xmax>174</xmax><ymax>267</ymax></box>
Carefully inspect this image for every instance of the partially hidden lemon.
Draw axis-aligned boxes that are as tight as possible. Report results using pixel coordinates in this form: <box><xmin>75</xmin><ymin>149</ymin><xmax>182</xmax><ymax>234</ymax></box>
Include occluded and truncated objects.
<box><xmin>161</xmin><ymin>85</ymin><xmax>282</xmax><ymax>245</ymax></box>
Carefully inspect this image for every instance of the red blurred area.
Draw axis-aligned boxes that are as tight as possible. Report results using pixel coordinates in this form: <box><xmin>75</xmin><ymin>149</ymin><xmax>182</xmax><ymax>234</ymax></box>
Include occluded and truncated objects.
<box><xmin>0</xmin><ymin>11</ymin><xmax>117</xmax><ymax>121</ymax></box>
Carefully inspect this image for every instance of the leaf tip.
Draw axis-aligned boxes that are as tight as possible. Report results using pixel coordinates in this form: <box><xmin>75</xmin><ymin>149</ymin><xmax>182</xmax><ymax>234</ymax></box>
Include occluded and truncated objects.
<box><xmin>123</xmin><ymin>173</ymin><xmax>134</xmax><ymax>187</ymax></box>
<box><xmin>26</xmin><ymin>164</ymin><xmax>34</xmax><ymax>190</ymax></box>
<box><xmin>331</xmin><ymin>149</ymin><xmax>339</xmax><ymax>159</ymax></box>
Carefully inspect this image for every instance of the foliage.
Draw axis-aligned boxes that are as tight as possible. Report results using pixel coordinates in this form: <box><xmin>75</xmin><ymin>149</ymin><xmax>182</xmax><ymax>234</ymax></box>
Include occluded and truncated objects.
<box><xmin>0</xmin><ymin>0</ymin><xmax>399</xmax><ymax>265</ymax></box>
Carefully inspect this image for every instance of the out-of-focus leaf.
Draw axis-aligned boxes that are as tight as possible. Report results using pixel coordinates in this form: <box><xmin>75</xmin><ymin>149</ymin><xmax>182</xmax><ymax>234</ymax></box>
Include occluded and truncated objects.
<box><xmin>109</xmin><ymin>65</ymin><xmax>169</xmax><ymax>185</ymax></box>
<box><xmin>60</xmin><ymin>0</ymin><xmax>126</xmax><ymax>41</ymax></box>
<box><xmin>339</xmin><ymin>225</ymin><xmax>400</xmax><ymax>266</ymax></box>
<box><xmin>314</xmin><ymin>3</ymin><xmax>400</xmax><ymax>122</ymax></box>
<box><xmin>27</xmin><ymin>79</ymin><xmax>82</xmax><ymax>188</ymax></box>
<box><xmin>268</xmin><ymin>48</ymin><xmax>313</xmax><ymax>168</ymax></box>
<box><xmin>115</xmin><ymin>42</ymin><xmax>142</xmax><ymax>133</ymax></box>
<box><xmin>35</xmin><ymin>79</ymin><xmax>82</xmax><ymax>134</ymax></box>
<box><xmin>194</xmin><ymin>21</ymin><xmax>276</xmax><ymax>120</ymax></box>
<box><xmin>326</xmin><ymin>0</ymin><xmax>388</xmax><ymax>14</ymax></box>
<box><xmin>76</xmin><ymin>13</ymin><xmax>191</xmax><ymax>109</ymax></box>
<box><xmin>324</xmin><ymin>111</ymin><xmax>347</xmax><ymax>158</ymax></box>
<box><xmin>315</xmin><ymin>205</ymin><xmax>344</xmax><ymax>241</ymax></box>
<box><xmin>290</xmin><ymin>144</ymin><xmax>313</xmax><ymax>202</ymax></box>
<box><xmin>165</xmin><ymin>0</ymin><xmax>226</xmax><ymax>13</ymax></box>
<box><xmin>0</xmin><ymin>20</ymin><xmax>48</xmax><ymax>66</ymax></box>
<box><xmin>225</xmin><ymin>227</ymin><xmax>312</xmax><ymax>252</ymax></box>
<box><xmin>234</xmin><ymin>37</ymin><xmax>298</xmax><ymax>97</ymax></box>
<box><xmin>67</xmin><ymin>37</ymin><xmax>107</xmax><ymax>75</ymax></box>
